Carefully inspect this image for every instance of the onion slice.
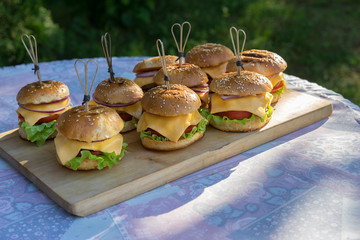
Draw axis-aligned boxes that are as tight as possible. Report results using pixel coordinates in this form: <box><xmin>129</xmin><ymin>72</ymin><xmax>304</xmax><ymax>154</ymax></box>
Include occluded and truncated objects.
<box><xmin>92</xmin><ymin>96</ymin><xmax>140</xmax><ymax>108</ymax></box>
<box><xmin>191</xmin><ymin>84</ymin><xmax>209</xmax><ymax>94</ymax></box>
<box><xmin>18</xmin><ymin>99</ymin><xmax>71</xmax><ymax>113</ymax></box>
<box><xmin>136</xmin><ymin>70</ymin><xmax>158</xmax><ymax>78</ymax></box>
<box><xmin>192</xmin><ymin>89</ymin><xmax>209</xmax><ymax>93</ymax></box>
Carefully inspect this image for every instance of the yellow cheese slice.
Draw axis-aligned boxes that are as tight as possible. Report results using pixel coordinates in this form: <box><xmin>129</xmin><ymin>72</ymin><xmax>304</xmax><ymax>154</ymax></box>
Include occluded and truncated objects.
<box><xmin>17</xmin><ymin>98</ymin><xmax>71</xmax><ymax>126</ymax></box>
<box><xmin>134</xmin><ymin>76</ymin><xmax>154</xmax><ymax>87</ymax></box>
<box><xmin>268</xmin><ymin>72</ymin><xmax>285</xmax><ymax>87</ymax></box>
<box><xmin>202</xmin><ymin>62</ymin><xmax>228</xmax><ymax>78</ymax></box>
<box><xmin>54</xmin><ymin>133</ymin><xmax>124</xmax><ymax>165</ymax></box>
<box><xmin>197</xmin><ymin>92</ymin><xmax>209</xmax><ymax>105</ymax></box>
<box><xmin>89</xmin><ymin>100</ymin><xmax>142</xmax><ymax>119</ymax></box>
<box><xmin>210</xmin><ymin>92</ymin><xmax>273</xmax><ymax>119</ymax></box>
<box><xmin>137</xmin><ymin>111</ymin><xmax>204</xmax><ymax>142</ymax></box>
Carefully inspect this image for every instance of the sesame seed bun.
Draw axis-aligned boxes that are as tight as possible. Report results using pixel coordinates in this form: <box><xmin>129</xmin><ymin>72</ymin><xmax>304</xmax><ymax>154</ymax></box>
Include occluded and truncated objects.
<box><xmin>56</xmin><ymin>105</ymin><xmax>124</xmax><ymax>142</ymax></box>
<box><xmin>141</xmin><ymin>84</ymin><xmax>201</xmax><ymax>117</ymax></box>
<box><xmin>209</xmin><ymin>71</ymin><xmax>273</xmax><ymax>96</ymax></box>
<box><xmin>140</xmin><ymin>131</ymin><xmax>204</xmax><ymax>151</ymax></box>
<box><xmin>16</xmin><ymin>80</ymin><xmax>69</xmax><ymax>105</ymax></box>
<box><xmin>153</xmin><ymin>63</ymin><xmax>208</xmax><ymax>87</ymax></box>
<box><xmin>226</xmin><ymin>49</ymin><xmax>287</xmax><ymax>77</ymax></box>
<box><xmin>132</xmin><ymin>55</ymin><xmax>178</xmax><ymax>73</ymax></box>
<box><xmin>185</xmin><ymin>43</ymin><xmax>234</xmax><ymax>68</ymax></box>
<box><xmin>93</xmin><ymin>77</ymin><xmax>143</xmax><ymax>105</ymax></box>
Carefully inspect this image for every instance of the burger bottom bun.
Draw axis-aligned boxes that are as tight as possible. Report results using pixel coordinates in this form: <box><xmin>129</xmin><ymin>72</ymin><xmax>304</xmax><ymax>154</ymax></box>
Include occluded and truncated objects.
<box><xmin>121</xmin><ymin>120</ymin><xmax>136</xmax><ymax>133</ymax></box>
<box><xmin>56</xmin><ymin>153</ymin><xmax>124</xmax><ymax>171</ymax></box>
<box><xmin>18</xmin><ymin>127</ymin><xmax>57</xmax><ymax>142</ymax></box>
<box><xmin>210</xmin><ymin>115</ymin><xmax>271</xmax><ymax>132</ymax></box>
<box><xmin>141</xmin><ymin>131</ymin><xmax>204</xmax><ymax>151</ymax></box>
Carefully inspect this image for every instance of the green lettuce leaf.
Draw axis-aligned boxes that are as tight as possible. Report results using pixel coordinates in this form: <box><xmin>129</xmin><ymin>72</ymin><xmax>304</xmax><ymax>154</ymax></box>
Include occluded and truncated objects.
<box><xmin>198</xmin><ymin>108</ymin><xmax>211</xmax><ymax>121</ymax></box>
<box><xmin>124</xmin><ymin>116</ymin><xmax>138</xmax><ymax>128</ymax></box>
<box><xmin>140</xmin><ymin>130</ymin><xmax>169</xmax><ymax>141</ymax></box>
<box><xmin>66</xmin><ymin>142</ymin><xmax>128</xmax><ymax>171</ymax></box>
<box><xmin>262</xmin><ymin>104</ymin><xmax>273</xmax><ymax>122</ymax></box>
<box><xmin>19</xmin><ymin>121</ymin><xmax>56</xmax><ymax>147</ymax></box>
<box><xmin>211</xmin><ymin>113</ymin><xmax>255</xmax><ymax>125</ymax></box>
<box><xmin>182</xmin><ymin>119</ymin><xmax>208</xmax><ymax>140</ymax></box>
<box><xmin>140</xmin><ymin>118</ymin><xmax>208</xmax><ymax>142</ymax></box>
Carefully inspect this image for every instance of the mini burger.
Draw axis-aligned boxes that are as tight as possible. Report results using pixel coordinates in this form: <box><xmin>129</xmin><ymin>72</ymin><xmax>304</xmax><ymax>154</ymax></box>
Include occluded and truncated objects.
<box><xmin>89</xmin><ymin>77</ymin><xmax>143</xmax><ymax>133</ymax></box>
<box><xmin>137</xmin><ymin>84</ymin><xmax>207</xmax><ymax>151</ymax></box>
<box><xmin>226</xmin><ymin>49</ymin><xmax>287</xmax><ymax>103</ymax></box>
<box><xmin>185</xmin><ymin>43</ymin><xmax>234</xmax><ymax>80</ymax></box>
<box><xmin>153</xmin><ymin>63</ymin><xmax>210</xmax><ymax>108</ymax></box>
<box><xmin>209</xmin><ymin>71</ymin><xmax>273</xmax><ymax>132</ymax></box>
<box><xmin>16</xmin><ymin>80</ymin><xmax>71</xmax><ymax>146</ymax></box>
<box><xmin>54</xmin><ymin>105</ymin><xmax>127</xmax><ymax>171</ymax></box>
<box><xmin>132</xmin><ymin>55</ymin><xmax>178</xmax><ymax>91</ymax></box>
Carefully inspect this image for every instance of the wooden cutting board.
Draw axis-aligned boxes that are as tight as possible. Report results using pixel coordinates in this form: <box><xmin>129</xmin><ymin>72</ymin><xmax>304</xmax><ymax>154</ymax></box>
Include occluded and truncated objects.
<box><xmin>0</xmin><ymin>90</ymin><xmax>332</xmax><ymax>216</ymax></box>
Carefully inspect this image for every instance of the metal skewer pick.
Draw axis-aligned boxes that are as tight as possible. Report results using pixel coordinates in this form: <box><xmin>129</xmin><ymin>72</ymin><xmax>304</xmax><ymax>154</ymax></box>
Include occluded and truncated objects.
<box><xmin>21</xmin><ymin>34</ymin><xmax>42</xmax><ymax>84</ymax></box>
<box><xmin>101</xmin><ymin>32</ymin><xmax>116</xmax><ymax>83</ymax></box>
<box><xmin>229</xmin><ymin>27</ymin><xmax>246</xmax><ymax>76</ymax></box>
<box><xmin>74</xmin><ymin>59</ymin><xmax>99</xmax><ymax>112</ymax></box>
<box><xmin>156</xmin><ymin>39</ymin><xmax>170</xmax><ymax>90</ymax></box>
<box><xmin>171</xmin><ymin>21</ymin><xmax>191</xmax><ymax>68</ymax></box>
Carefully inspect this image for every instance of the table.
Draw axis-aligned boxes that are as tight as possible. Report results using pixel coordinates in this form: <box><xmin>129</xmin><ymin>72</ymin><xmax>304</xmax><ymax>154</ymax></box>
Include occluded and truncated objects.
<box><xmin>0</xmin><ymin>57</ymin><xmax>360</xmax><ymax>240</ymax></box>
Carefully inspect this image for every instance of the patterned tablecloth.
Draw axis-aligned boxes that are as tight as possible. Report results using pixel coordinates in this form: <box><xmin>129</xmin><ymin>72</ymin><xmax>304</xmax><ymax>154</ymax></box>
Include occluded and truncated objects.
<box><xmin>0</xmin><ymin>57</ymin><xmax>360</xmax><ymax>240</ymax></box>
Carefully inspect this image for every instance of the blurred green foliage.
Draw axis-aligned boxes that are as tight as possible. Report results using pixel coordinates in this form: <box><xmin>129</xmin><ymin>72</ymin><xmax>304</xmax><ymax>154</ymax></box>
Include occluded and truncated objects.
<box><xmin>1</xmin><ymin>0</ymin><xmax>359</xmax><ymax>105</ymax></box>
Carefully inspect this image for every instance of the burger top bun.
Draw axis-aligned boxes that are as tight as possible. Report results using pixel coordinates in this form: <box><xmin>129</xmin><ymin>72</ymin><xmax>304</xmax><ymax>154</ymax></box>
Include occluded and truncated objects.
<box><xmin>210</xmin><ymin>71</ymin><xmax>273</xmax><ymax>96</ymax></box>
<box><xmin>185</xmin><ymin>43</ymin><xmax>234</xmax><ymax>68</ymax></box>
<box><xmin>141</xmin><ymin>84</ymin><xmax>201</xmax><ymax>117</ymax></box>
<box><xmin>93</xmin><ymin>77</ymin><xmax>143</xmax><ymax>104</ymax></box>
<box><xmin>56</xmin><ymin>105</ymin><xmax>124</xmax><ymax>142</ymax></box>
<box><xmin>16</xmin><ymin>80</ymin><xmax>69</xmax><ymax>105</ymax></box>
<box><xmin>227</xmin><ymin>49</ymin><xmax>287</xmax><ymax>76</ymax></box>
<box><xmin>132</xmin><ymin>55</ymin><xmax>178</xmax><ymax>73</ymax></box>
<box><xmin>153</xmin><ymin>63</ymin><xmax>208</xmax><ymax>87</ymax></box>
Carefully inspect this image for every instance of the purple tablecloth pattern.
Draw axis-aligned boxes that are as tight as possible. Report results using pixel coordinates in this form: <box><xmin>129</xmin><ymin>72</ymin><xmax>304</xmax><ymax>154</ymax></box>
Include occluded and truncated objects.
<box><xmin>0</xmin><ymin>57</ymin><xmax>360</xmax><ymax>240</ymax></box>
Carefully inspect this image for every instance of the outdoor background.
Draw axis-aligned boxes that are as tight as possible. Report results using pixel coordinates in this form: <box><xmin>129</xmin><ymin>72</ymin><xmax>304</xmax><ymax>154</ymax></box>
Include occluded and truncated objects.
<box><xmin>1</xmin><ymin>0</ymin><xmax>359</xmax><ymax>106</ymax></box>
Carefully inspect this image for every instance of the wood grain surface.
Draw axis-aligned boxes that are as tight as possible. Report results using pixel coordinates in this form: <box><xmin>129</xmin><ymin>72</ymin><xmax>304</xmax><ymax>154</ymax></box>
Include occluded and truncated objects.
<box><xmin>0</xmin><ymin>90</ymin><xmax>333</xmax><ymax>216</ymax></box>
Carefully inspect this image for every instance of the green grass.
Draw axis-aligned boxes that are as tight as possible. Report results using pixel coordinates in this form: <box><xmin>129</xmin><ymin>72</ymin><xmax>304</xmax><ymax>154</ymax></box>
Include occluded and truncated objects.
<box><xmin>1</xmin><ymin>0</ymin><xmax>359</xmax><ymax>106</ymax></box>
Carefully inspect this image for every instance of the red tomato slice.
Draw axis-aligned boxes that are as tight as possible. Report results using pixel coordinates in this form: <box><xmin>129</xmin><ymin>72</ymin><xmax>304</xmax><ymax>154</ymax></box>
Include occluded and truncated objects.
<box><xmin>146</xmin><ymin>125</ymin><xmax>196</xmax><ymax>137</ymax></box>
<box><xmin>36</xmin><ymin>114</ymin><xmax>61</xmax><ymax>124</ymax></box>
<box><xmin>118</xmin><ymin>112</ymin><xmax>133</xmax><ymax>121</ymax></box>
<box><xmin>271</xmin><ymin>81</ymin><xmax>284</xmax><ymax>93</ymax></box>
<box><xmin>18</xmin><ymin>114</ymin><xmax>25</xmax><ymax>123</ymax></box>
<box><xmin>214</xmin><ymin>111</ymin><xmax>252</xmax><ymax>120</ymax></box>
<box><xmin>184</xmin><ymin>125</ymin><xmax>196</xmax><ymax>133</ymax></box>
<box><xmin>77</xmin><ymin>150</ymin><xmax>103</xmax><ymax>157</ymax></box>
<box><xmin>147</xmin><ymin>128</ymin><xmax>164</xmax><ymax>137</ymax></box>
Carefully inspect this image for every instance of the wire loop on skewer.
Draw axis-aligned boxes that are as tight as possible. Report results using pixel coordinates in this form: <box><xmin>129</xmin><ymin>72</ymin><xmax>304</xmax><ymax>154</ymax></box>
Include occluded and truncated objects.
<box><xmin>74</xmin><ymin>59</ymin><xmax>99</xmax><ymax>111</ymax></box>
<box><xmin>229</xmin><ymin>27</ymin><xmax>246</xmax><ymax>75</ymax></box>
<box><xmin>171</xmin><ymin>21</ymin><xmax>191</xmax><ymax>68</ymax></box>
<box><xmin>101</xmin><ymin>32</ymin><xmax>116</xmax><ymax>83</ymax></box>
<box><xmin>156</xmin><ymin>39</ymin><xmax>170</xmax><ymax>90</ymax></box>
<box><xmin>21</xmin><ymin>34</ymin><xmax>42</xmax><ymax>84</ymax></box>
